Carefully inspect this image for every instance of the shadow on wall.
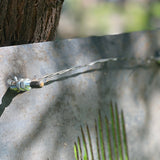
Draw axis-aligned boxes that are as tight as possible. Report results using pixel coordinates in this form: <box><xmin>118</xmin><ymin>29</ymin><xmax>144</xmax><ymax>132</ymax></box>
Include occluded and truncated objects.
<box><xmin>0</xmin><ymin>89</ymin><xmax>22</xmax><ymax>117</ymax></box>
<box><xmin>8</xmin><ymin>30</ymin><xmax>160</xmax><ymax>160</ymax></box>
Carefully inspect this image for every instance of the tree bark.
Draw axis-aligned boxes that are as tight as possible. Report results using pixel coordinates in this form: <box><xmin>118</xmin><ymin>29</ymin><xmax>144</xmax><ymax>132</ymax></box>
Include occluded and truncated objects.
<box><xmin>0</xmin><ymin>0</ymin><xmax>64</xmax><ymax>46</ymax></box>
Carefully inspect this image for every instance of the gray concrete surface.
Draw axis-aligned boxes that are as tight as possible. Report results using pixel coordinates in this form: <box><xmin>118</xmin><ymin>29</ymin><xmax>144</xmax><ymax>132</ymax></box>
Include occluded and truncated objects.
<box><xmin>0</xmin><ymin>29</ymin><xmax>160</xmax><ymax>160</ymax></box>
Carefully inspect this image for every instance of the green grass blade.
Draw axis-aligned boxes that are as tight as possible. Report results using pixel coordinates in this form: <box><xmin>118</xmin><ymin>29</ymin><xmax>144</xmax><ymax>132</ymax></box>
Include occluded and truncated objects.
<box><xmin>78</xmin><ymin>136</ymin><xmax>83</xmax><ymax>160</ymax></box>
<box><xmin>81</xmin><ymin>126</ymin><xmax>89</xmax><ymax>160</ymax></box>
<box><xmin>121</xmin><ymin>110</ymin><xmax>129</xmax><ymax>160</ymax></box>
<box><xmin>98</xmin><ymin>111</ymin><xmax>106</xmax><ymax>160</ymax></box>
<box><xmin>74</xmin><ymin>103</ymin><xmax>130</xmax><ymax>160</ymax></box>
<box><xmin>115</xmin><ymin>104</ymin><xmax>124</xmax><ymax>160</ymax></box>
<box><xmin>86</xmin><ymin>124</ymin><xmax>94</xmax><ymax>160</ymax></box>
<box><xmin>74</xmin><ymin>142</ymin><xmax>79</xmax><ymax>160</ymax></box>
<box><xmin>110</xmin><ymin>102</ymin><xmax>118</xmax><ymax>160</ymax></box>
<box><xmin>95</xmin><ymin>119</ymin><xmax>101</xmax><ymax>160</ymax></box>
<box><xmin>105</xmin><ymin>115</ymin><xmax>113</xmax><ymax>160</ymax></box>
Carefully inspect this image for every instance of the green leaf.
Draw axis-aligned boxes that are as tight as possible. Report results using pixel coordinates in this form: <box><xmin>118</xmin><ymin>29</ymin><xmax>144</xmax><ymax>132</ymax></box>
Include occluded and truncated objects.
<box><xmin>74</xmin><ymin>103</ymin><xmax>130</xmax><ymax>160</ymax></box>
<box><xmin>81</xmin><ymin>126</ymin><xmax>89</xmax><ymax>160</ymax></box>
<box><xmin>86</xmin><ymin>124</ymin><xmax>94</xmax><ymax>160</ymax></box>
<box><xmin>110</xmin><ymin>102</ymin><xmax>118</xmax><ymax>160</ymax></box>
<box><xmin>105</xmin><ymin>115</ymin><xmax>113</xmax><ymax>160</ymax></box>
<box><xmin>121</xmin><ymin>110</ymin><xmax>129</xmax><ymax>160</ymax></box>
<box><xmin>115</xmin><ymin>104</ymin><xmax>124</xmax><ymax>160</ymax></box>
<box><xmin>98</xmin><ymin>111</ymin><xmax>106</xmax><ymax>160</ymax></box>
<box><xmin>95</xmin><ymin>119</ymin><xmax>101</xmax><ymax>160</ymax></box>
<box><xmin>74</xmin><ymin>142</ymin><xmax>79</xmax><ymax>160</ymax></box>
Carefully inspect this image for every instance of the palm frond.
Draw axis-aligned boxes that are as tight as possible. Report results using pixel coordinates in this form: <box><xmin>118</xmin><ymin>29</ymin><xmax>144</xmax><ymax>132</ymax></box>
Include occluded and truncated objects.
<box><xmin>74</xmin><ymin>103</ymin><xmax>130</xmax><ymax>160</ymax></box>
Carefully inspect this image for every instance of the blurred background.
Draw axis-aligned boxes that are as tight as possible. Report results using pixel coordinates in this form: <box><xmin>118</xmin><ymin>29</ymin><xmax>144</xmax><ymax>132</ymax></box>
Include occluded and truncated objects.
<box><xmin>57</xmin><ymin>0</ymin><xmax>160</xmax><ymax>39</ymax></box>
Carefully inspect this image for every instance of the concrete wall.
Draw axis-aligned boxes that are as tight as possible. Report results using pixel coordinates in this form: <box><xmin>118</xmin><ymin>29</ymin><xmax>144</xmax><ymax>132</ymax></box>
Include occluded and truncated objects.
<box><xmin>0</xmin><ymin>29</ymin><xmax>160</xmax><ymax>160</ymax></box>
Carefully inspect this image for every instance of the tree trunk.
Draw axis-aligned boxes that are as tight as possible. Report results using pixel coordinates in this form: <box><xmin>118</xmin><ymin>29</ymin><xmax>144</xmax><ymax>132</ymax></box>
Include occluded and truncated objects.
<box><xmin>0</xmin><ymin>0</ymin><xmax>64</xmax><ymax>46</ymax></box>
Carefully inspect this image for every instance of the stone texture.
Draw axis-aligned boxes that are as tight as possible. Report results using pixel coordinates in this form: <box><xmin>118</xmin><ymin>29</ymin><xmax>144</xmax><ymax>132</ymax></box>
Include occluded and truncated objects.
<box><xmin>0</xmin><ymin>29</ymin><xmax>160</xmax><ymax>160</ymax></box>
